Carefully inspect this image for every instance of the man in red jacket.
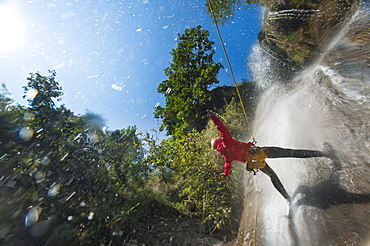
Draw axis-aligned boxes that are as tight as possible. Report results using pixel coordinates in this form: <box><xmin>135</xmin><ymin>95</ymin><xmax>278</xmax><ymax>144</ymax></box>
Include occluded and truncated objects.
<box><xmin>207</xmin><ymin>110</ymin><xmax>331</xmax><ymax>200</ymax></box>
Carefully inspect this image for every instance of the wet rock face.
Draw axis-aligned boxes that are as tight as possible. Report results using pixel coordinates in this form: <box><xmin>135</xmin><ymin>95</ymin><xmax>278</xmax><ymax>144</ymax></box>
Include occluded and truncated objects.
<box><xmin>238</xmin><ymin>2</ymin><xmax>370</xmax><ymax>246</ymax></box>
<box><xmin>322</xmin><ymin>5</ymin><xmax>370</xmax><ymax>85</ymax></box>
<box><xmin>257</xmin><ymin>0</ymin><xmax>362</xmax><ymax>80</ymax></box>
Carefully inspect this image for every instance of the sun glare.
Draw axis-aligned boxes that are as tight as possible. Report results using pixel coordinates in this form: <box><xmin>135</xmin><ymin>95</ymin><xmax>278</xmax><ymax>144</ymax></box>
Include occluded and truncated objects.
<box><xmin>0</xmin><ymin>6</ymin><xmax>25</xmax><ymax>52</ymax></box>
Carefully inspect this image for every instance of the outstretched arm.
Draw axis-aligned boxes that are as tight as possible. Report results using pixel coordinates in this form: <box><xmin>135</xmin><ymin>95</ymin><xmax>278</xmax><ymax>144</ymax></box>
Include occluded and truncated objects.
<box><xmin>206</xmin><ymin>110</ymin><xmax>232</xmax><ymax>140</ymax></box>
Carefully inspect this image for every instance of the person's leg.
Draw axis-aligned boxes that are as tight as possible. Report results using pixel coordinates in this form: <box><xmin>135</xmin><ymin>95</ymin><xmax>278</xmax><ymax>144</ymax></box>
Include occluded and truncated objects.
<box><xmin>260</xmin><ymin>164</ymin><xmax>289</xmax><ymax>200</ymax></box>
<box><xmin>262</xmin><ymin>146</ymin><xmax>324</xmax><ymax>158</ymax></box>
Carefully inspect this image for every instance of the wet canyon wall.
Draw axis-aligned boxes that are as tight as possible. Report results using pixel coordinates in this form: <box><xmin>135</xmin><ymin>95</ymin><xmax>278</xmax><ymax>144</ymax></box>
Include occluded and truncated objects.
<box><xmin>236</xmin><ymin>2</ymin><xmax>370</xmax><ymax>246</ymax></box>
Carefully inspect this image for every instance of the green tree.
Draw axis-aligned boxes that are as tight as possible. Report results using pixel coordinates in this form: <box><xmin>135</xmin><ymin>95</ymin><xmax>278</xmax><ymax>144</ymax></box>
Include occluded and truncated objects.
<box><xmin>154</xmin><ymin>26</ymin><xmax>223</xmax><ymax>136</ymax></box>
<box><xmin>100</xmin><ymin>126</ymin><xmax>147</xmax><ymax>186</ymax></box>
<box><xmin>206</xmin><ymin>0</ymin><xmax>259</xmax><ymax>25</ymax></box>
<box><xmin>0</xmin><ymin>71</ymin><xmax>152</xmax><ymax>245</ymax></box>
<box><xmin>0</xmin><ymin>84</ymin><xmax>16</xmax><ymax>152</ymax></box>
<box><xmin>21</xmin><ymin>70</ymin><xmax>64</xmax><ymax>146</ymax></box>
<box><xmin>23</xmin><ymin>70</ymin><xmax>63</xmax><ymax>110</ymax></box>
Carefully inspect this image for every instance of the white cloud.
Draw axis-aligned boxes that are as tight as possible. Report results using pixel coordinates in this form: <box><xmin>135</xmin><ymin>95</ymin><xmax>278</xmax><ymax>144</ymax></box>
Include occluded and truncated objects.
<box><xmin>111</xmin><ymin>84</ymin><xmax>124</xmax><ymax>91</ymax></box>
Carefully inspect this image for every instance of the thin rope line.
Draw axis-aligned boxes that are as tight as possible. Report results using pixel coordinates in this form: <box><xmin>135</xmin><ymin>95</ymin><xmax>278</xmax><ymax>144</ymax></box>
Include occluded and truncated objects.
<box><xmin>253</xmin><ymin>175</ymin><xmax>258</xmax><ymax>246</ymax></box>
<box><xmin>206</xmin><ymin>0</ymin><xmax>255</xmax><ymax>143</ymax></box>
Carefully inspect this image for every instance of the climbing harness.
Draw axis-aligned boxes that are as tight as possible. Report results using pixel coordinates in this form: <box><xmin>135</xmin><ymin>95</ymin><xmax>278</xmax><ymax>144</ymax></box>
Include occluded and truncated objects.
<box><xmin>247</xmin><ymin>146</ymin><xmax>267</xmax><ymax>171</ymax></box>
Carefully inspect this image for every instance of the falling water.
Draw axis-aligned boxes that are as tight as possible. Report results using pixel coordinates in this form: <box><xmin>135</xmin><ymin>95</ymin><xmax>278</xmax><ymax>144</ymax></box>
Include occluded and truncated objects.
<box><xmin>237</xmin><ymin>3</ymin><xmax>370</xmax><ymax>246</ymax></box>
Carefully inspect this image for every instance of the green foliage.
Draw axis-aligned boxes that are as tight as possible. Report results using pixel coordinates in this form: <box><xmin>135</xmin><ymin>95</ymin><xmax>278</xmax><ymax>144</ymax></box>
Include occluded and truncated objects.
<box><xmin>154</xmin><ymin>26</ymin><xmax>223</xmax><ymax>136</ymax></box>
<box><xmin>206</xmin><ymin>0</ymin><xmax>260</xmax><ymax>25</ymax></box>
<box><xmin>100</xmin><ymin>127</ymin><xmax>147</xmax><ymax>186</ymax></box>
<box><xmin>146</xmin><ymin>101</ymin><xmax>249</xmax><ymax>233</ymax></box>
<box><xmin>0</xmin><ymin>72</ymin><xmax>152</xmax><ymax>245</ymax></box>
<box><xmin>23</xmin><ymin>70</ymin><xmax>63</xmax><ymax>110</ymax></box>
<box><xmin>0</xmin><ymin>84</ymin><xmax>16</xmax><ymax>150</ymax></box>
<box><xmin>259</xmin><ymin>0</ymin><xmax>361</xmax><ymax>72</ymax></box>
<box><xmin>0</xmin><ymin>84</ymin><xmax>13</xmax><ymax>112</ymax></box>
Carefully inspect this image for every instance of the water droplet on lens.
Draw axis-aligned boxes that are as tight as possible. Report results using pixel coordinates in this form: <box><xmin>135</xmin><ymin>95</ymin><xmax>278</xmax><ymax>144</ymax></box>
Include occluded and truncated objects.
<box><xmin>24</xmin><ymin>206</ymin><xmax>41</xmax><ymax>227</ymax></box>
<box><xmin>18</xmin><ymin>127</ymin><xmax>34</xmax><ymax>141</ymax></box>
<box><xmin>87</xmin><ymin>212</ymin><xmax>94</xmax><ymax>220</ymax></box>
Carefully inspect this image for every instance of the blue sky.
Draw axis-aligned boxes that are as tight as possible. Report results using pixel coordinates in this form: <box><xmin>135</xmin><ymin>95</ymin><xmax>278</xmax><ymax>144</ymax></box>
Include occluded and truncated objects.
<box><xmin>0</xmin><ymin>0</ymin><xmax>262</xmax><ymax>137</ymax></box>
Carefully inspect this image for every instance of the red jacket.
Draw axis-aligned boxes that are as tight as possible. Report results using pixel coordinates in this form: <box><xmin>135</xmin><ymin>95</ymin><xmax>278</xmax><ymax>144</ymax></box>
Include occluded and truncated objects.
<box><xmin>211</xmin><ymin>116</ymin><xmax>253</xmax><ymax>176</ymax></box>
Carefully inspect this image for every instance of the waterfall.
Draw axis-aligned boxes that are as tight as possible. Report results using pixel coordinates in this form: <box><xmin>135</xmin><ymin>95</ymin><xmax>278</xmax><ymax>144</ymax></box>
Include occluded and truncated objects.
<box><xmin>237</xmin><ymin>3</ymin><xmax>370</xmax><ymax>245</ymax></box>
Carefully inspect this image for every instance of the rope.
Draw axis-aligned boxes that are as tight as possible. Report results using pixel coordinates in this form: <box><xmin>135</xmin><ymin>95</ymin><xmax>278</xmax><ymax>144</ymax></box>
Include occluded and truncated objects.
<box><xmin>206</xmin><ymin>1</ymin><xmax>259</xmax><ymax>245</ymax></box>
<box><xmin>206</xmin><ymin>0</ymin><xmax>256</xmax><ymax>143</ymax></box>
<box><xmin>253</xmin><ymin>101</ymin><xmax>262</xmax><ymax>140</ymax></box>
<box><xmin>253</xmin><ymin>175</ymin><xmax>258</xmax><ymax>246</ymax></box>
